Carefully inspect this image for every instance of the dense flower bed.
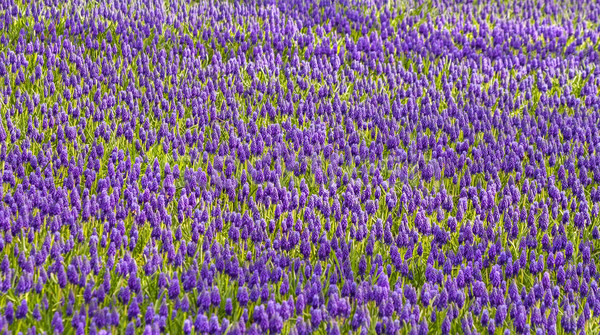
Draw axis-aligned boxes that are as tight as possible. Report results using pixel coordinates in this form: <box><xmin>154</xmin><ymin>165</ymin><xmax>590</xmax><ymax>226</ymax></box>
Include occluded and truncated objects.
<box><xmin>1</xmin><ymin>0</ymin><xmax>600</xmax><ymax>333</ymax></box>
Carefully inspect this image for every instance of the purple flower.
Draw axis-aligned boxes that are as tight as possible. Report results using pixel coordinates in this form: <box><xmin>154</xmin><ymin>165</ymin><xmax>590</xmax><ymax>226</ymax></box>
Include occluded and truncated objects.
<box><xmin>296</xmin><ymin>294</ymin><xmax>305</xmax><ymax>315</ymax></box>
<box><xmin>404</xmin><ymin>284</ymin><xmax>417</xmax><ymax>305</ymax></box>
<box><xmin>441</xmin><ymin>316</ymin><xmax>451</xmax><ymax>335</ymax></box>
<box><xmin>33</xmin><ymin>304</ymin><xmax>41</xmax><ymax>321</ymax></box>
<box><xmin>119</xmin><ymin>286</ymin><xmax>131</xmax><ymax>304</ymax></box>
<box><xmin>195</xmin><ymin>313</ymin><xmax>209</xmax><ymax>333</ymax></box>
<box><xmin>126</xmin><ymin>322</ymin><xmax>136</xmax><ymax>335</ymax></box>
<box><xmin>487</xmin><ymin>320</ymin><xmax>496</xmax><ymax>335</ymax></box>
<box><xmin>52</xmin><ymin>311</ymin><xmax>64</xmax><ymax>334</ymax></box>
<box><xmin>238</xmin><ymin>287</ymin><xmax>249</xmax><ymax>306</ymax></box>
<box><xmin>128</xmin><ymin>299</ymin><xmax>139</xmax><ymax>320</ymax></box>
<box><xmin>495</xmin><ymin>305</ymin><xmax>507</xmax><ymax>326</ymax></box>
<box><xmin>16</xmin><ymin>300</ymin><xmax>27</xmax><ymax>319</ymax></box>
<box><xmin>209</xmin><ymin>314</ymin><xmax>220</xmax><ymax>334</ymax></box>
<box><xmin>318</xmin><ymin>237</ymin><xmax>331</xmax><ymax>260</ymax></box>
<box><xmin>270</xmin><ymin>313</ymin><xmax>284</xmax><ymax>334</ymax></box>
<box><xmin>310</xmin><ymin>307</ymin><xmax>322</xmax><ymax>330</ymax></box>
<box><xmin>211</xmin><ymin>287</ymin><xmax>221</xmax><ymax>307</ymax></box>
<box><xmin>169</xmin><ymin>274</ymin><xmax>180</xmax><ymax>300</ymax></box>
<box><xmin>144</xmin><ymin>303</ymin><xmax>155</xmax><ymax>324</ymax></box>
<box><xmin>4</xmin><ymin>301</ymin><xmax>14</xmax><ymax>324</ymax></box>
<box><xmin>183</xmin><ymin>319</ymin><xmax>193</xmax><ymax>335</ymax></box>
<box><xmin>225</xmin><ymin>298</ymin><xmax>233</xmax><ymax>315</ymax></box>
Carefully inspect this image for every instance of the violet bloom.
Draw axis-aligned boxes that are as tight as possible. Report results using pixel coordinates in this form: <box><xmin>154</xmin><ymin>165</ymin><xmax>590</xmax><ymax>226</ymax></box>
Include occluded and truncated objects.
<box><xmin>52</xmin><ymin>311</ymin><xmax>64</xmax><ymax>334</ymax></box>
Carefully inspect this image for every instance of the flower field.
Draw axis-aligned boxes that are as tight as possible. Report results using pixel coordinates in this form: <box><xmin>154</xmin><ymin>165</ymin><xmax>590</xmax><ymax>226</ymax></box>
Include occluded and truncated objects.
<box><xmin>1</xmin><ymin>0</ymin><xmax>600</xmax><ymax>333</ymax></box>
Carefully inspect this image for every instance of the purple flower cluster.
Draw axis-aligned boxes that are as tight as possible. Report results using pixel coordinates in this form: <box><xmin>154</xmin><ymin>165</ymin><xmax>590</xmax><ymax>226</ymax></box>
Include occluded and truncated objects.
<box><xmin>0</xmin><ymin>0</ymin><xmax>600</xmax><ymax>333</ymax></box>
